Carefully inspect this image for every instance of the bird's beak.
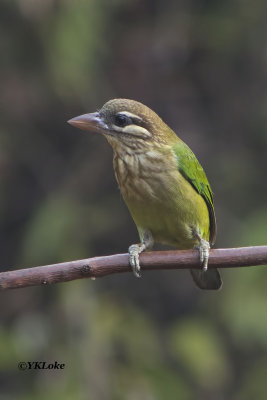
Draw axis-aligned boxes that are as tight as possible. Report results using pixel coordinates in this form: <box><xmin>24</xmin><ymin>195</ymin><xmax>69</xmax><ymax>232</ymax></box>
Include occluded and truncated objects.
<box><xmin>67</xmin><ymin>112</ymin><xmax>107</xmax><ymax>134</ymax></box>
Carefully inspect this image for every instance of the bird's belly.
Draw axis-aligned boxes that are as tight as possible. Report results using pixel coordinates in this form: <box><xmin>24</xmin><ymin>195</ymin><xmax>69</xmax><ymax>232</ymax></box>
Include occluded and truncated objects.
<box><xmin>123</xmin><ymin>173</ymin><xmax>210</xmax><ymax>249</ymax></box>
<box><xmin>130</xmin><ymin>201</ymin><xmax>198</xmax><ymax>248</ymax></box>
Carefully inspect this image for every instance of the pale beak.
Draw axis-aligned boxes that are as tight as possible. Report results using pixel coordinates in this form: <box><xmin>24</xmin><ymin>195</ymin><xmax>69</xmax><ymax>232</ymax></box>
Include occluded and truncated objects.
<box><xmin>67</xmin><ymin>112</ymin><xmax>107</xmax><ymax>134</ymax></box>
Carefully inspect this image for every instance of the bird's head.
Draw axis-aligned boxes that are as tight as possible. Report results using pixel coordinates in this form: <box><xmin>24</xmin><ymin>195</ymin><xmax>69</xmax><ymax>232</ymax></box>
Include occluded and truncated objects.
<box><xmin>68</xmin><ymin>99</ymin><xmax>178</xmax><ymax>151</ymax></box>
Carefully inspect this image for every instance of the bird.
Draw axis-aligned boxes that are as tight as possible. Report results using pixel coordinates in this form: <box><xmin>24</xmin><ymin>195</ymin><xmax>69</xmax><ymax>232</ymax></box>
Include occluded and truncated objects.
<box><xmin>68</xmin><ymin>99</ymin><xmax>222</xmax><ymax>290</ymax></box>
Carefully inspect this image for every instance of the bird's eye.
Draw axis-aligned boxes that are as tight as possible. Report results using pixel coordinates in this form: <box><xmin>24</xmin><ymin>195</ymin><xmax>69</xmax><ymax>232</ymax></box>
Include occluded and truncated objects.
<box><xmin>114</xmin><ymin>114</ymin><xmax>131</xmax><ymax>127</ymax></box>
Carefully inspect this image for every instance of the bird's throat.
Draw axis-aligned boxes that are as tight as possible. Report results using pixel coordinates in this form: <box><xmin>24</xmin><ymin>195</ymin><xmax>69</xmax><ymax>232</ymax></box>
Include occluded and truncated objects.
<box><xmin>110</xmin><ymin>141</ymin><xmax>177</xmax><ymax>204</ymax></box>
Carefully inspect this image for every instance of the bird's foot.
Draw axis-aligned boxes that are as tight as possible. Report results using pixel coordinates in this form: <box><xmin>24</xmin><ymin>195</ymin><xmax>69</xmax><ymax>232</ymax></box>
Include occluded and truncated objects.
<box><xmin>196</xmin><ymin>239</ymin><xmax>210</xmax><ymax>271</ymax></box>
<box><xmin>128</xmin><ymin>243</ymin><xmax>146</xmax><ymax>278</ymax></box>
<box><xmin>128</xmin><ymin>231</ymin><xmax>154</xmax><ymax>278</ymax></box>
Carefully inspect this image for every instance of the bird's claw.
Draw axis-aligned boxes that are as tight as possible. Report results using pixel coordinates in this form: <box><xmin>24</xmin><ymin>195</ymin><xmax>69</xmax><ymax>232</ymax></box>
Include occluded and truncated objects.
<box><xmin>128</xmin><ymin>232</ymin><xmax>153</xmax><ymax>278</ymax></box>
<box><xmin>129</xmin><ymin>244</ymin><xmax>143</xmax><ymax>278</ymax></box>
<box><xmin>196</xmin><ymin>239</ymin><xmax>210</xmax><ymax>272</ymax></box>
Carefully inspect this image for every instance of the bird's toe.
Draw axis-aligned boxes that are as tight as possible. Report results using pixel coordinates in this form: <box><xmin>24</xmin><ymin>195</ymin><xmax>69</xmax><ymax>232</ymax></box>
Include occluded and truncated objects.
<box><xmin>196</xmin><ymin>239</ymin><xmax>210</xmax><ymax>271</ymax></box>
<box><xmin>129</xmin><ymin>244</ymin><xmax>142</xmax><ymax>278</ymax></box>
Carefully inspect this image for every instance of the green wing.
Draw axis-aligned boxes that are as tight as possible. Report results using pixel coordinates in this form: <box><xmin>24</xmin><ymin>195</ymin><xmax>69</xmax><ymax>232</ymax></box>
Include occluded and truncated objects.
<box><xmin>172</xmin><ymin>141</ymin><xmax>216</xmax><ymax>245</ymax></box>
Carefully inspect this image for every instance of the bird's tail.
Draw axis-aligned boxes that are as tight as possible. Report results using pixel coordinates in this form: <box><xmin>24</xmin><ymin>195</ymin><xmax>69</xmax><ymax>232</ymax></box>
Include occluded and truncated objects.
<box><xmin>190</xmin><ymin>268</ymin><xmax>222</xmax><ymax>290</ymax></box>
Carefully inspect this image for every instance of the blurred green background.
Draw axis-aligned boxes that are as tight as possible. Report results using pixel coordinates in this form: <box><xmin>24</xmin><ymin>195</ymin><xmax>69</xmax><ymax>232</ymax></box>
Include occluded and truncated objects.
<box><xmin>0</xmin><ymin>0</ymin><xmax>267</xmax><ymax>399</ymax></box>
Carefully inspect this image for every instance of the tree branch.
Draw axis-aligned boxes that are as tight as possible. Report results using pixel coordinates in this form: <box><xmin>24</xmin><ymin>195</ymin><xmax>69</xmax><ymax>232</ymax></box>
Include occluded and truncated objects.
<box><xmin>0</xmin><ymin>246</ymin><xmax>267</xmax><ymax>290</ymax></box>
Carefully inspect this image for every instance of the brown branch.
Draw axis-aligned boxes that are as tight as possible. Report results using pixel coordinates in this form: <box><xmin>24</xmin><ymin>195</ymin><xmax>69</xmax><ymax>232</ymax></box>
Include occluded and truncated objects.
<box><xmin>0</xmin><ymin>246</ymin><xmax>267</xmax><ymax>290</ymax></box>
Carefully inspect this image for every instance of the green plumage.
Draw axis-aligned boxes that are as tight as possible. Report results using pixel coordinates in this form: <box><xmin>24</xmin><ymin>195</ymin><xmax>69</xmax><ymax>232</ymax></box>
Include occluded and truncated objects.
<box><xmin>172</xmin><ymin>141</ymin><xmax>216</xmax><ymax>245</ymax></box>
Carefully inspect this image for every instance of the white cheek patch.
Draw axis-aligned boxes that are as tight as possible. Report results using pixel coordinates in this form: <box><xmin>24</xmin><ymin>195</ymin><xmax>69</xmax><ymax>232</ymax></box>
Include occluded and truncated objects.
<box><xmin>123</xmin><ymin>125</ymin><xmax>151</xmax><ymax>138</ymax></box>
<box><xmin>110</xmin><ymin>124</ymin><xmax>151</xmax><ymax>138</ymax></box>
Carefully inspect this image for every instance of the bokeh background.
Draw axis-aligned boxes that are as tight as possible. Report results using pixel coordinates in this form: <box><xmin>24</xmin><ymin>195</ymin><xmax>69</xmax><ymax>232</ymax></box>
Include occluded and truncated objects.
<box><xmin>0</xmin><ymin>0</ymin><xmax>267</xmax><ymax>398</ymax></box>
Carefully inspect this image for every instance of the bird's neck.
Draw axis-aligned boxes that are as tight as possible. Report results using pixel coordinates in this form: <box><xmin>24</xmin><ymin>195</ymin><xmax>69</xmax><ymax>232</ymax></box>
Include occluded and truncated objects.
<box><xmin>106</xmin><ymin>136</ymin><xmax>177</xmax><ymax>202</ymax></box>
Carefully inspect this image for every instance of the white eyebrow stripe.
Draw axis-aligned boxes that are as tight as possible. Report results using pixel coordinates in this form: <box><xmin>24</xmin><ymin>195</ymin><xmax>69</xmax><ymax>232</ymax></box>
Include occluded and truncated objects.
<box><xmin>117</xmin><ymin>111</ymin><xmax>143</xmax><ymax>122</ymax></box>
